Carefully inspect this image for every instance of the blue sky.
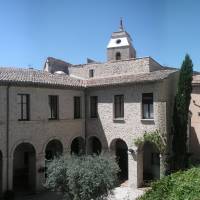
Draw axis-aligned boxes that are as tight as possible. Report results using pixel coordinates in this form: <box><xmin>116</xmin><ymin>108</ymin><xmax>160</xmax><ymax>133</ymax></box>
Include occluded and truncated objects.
<box><xmin>0</xmin><ymin>0</ymin><xmax>199</xmax><ymax>71</ymax></box>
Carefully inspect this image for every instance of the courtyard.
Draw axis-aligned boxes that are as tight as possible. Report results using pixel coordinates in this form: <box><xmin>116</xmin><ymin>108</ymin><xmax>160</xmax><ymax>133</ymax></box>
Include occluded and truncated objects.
<box><xmin>15</xmin><ymin>184</ymin><xmax>145</xmax><ymax>200</ymax></box>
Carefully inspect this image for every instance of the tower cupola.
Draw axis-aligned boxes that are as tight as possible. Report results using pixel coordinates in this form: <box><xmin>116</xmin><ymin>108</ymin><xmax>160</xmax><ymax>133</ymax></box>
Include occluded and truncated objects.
<box><xmin>107</xmin><ymin>19</ymin><xmax>136</xmax><ymax>61</ymax></box>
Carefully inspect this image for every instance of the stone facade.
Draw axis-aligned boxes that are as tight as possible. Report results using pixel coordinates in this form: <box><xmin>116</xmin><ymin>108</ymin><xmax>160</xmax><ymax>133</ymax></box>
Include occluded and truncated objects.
<box><xmin>85</xmin><ymin>73</ymin><xmax>178</xmax><ymax>188</ymax></box>
<box><xmin>0</xmin><ymin>23</ymin><xmax>180</xmax><ymax>195</ymax></box>
<box><xmin>0</xmin><ymin>86</ymin><xmax>85</xmax><ymax>192</ymax></box>
<box><xmin>189</xmin><ymin>75</ymin><xmax>200</xmax><ymax>162</ymax></box>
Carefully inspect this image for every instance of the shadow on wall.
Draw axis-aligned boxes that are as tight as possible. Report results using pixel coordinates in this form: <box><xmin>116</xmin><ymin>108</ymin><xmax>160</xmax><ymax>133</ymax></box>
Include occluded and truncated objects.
<box><xmin>190</xmin><ymin>127</ymin><xmax>200</xmax><ymax>164</ymax></box>
<box><xmin>86</xmin><ymin>115</ymin><xmax>109</xmax><ymax>154</ymax></box>
<box><xmin>0</xmin><ymin>151</ymin><xmax>2</xmax><ymax>196</ymax></box>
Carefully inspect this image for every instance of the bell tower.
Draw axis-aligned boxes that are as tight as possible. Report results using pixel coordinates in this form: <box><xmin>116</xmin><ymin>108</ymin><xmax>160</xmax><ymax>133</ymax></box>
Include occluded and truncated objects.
<box><xmin>107</xmin><ymin>19</ymin><xmax>136</xmax><ymax>61</ymax></box>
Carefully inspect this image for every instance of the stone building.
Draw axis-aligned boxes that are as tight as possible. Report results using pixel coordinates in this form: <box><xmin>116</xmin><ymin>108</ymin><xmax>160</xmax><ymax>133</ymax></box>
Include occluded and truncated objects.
<box><xmin>189</xmin><ymin>74</ymin><xmax>200</xmax><ymax>162</ymax></box>
<box><xmin>0</xmin><ymin>21</ymin><xmax>179</xmax><ymax>195</ymax></box>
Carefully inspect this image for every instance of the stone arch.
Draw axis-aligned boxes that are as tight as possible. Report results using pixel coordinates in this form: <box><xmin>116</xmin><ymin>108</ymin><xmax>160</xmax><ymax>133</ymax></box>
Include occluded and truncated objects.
<box><xmin>87</xmin><ymin>136</ymin><xmax>102</xmax><ymax>155</ymax></box>
<box><xmin>45</xmin><ymin>139</ymin><xmax>63</xmax><ymax>160</ymax></box>
<box><xmin>13</xmin><ymin>142</ymin><xmax>36</xmax><ymax>193</ymax></box>
<box><xmin>137</xmin><ymin>141</ymin><xmax>160</xmax><ymax>186</ymax></box>
<box><xmin>10</xmin><ymin>139</ymin><xmax>37</xmax><ymax>157</ymax></box>
<box><xmin>42</xmin><ymin>136</ymin><xmax>64</xmax><ymax>155</ymax></box>
<box><xmin>115</xmin><ymin>52</ymin><xmax>121</xmax><ymax>60</ymax></box>
<box><xmin>143</xmin><ymin>142</ymin><xmax>160</xmax><ymax>183</ymax></box>
<box><xmin>110</xmin><ymin>138</ymin><xmax>128</xmax><ymax>182</ymax></box>
<box><xmin>71</xmin><ymin>136</ymin><xmax>85</xmax><ymax>155</ymax></box>
<box><xmin>0</xmin><ymin>150</ymin><xmax>2</xmax><ymax>194</ymax></box>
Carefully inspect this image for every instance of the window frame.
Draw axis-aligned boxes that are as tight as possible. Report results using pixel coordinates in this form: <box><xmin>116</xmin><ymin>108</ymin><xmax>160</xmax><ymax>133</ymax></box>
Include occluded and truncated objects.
<box><xmin>48</xmin><ymin>95</ymin><xmax>59</xmax><ymax>120</ymax></box>
<box><xmin>74</xmin><ymin>96</ymin><xmax>81</xmax><ymax>119</ymax></box>
<box><xmin>89</xmin><ymin>69</ymin><xmax>94</xmax><ymax>78</ymax></box>
<box><xmin>90</xmin><ymin>96</ymin><xmax>98</xmax><ymax>118</ymax></box>
<box><xmin>17</xmin><ymin>93</ymin><xmax>30</xmax><ymax>121</ymax></box>
<box><xmin>142</xmin><ymin>93</ymin><xmax>154</xmax><ymax>119</ymax></box>
<box><xmin>114</xmin><ymin>94</ymin><xmax>124</xmax><ymax>119</ymax></box>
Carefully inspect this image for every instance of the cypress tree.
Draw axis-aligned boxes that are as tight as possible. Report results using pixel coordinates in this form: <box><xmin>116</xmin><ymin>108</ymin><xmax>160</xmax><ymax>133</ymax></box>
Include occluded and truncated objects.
<box><xmin>172</xmin><ymin>54</ymin><xmax>193</xmax><ymax>170</ymax></box>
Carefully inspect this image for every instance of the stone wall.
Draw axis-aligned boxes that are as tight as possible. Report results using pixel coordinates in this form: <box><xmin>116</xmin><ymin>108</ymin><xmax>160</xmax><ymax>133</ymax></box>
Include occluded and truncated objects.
<box><xmin>189</xmin><ymin>85</ymin><xmax>200</xmax><ymax>161</ymax></box>
<box><xmin>0</xmin><ymin>86</ymin><xmax>85</xmax><ymax>192</ymax></box>
<box><xmin>85</xmin><ymin>72</ymin><xmax>178</xmax><ymax>187</ymax></box>
<box><xmin>69</xmin><ymin>57</ymin><xmax>163</xmax><ymax>79</ymax></box>
<box><xmin>107</xmin><ymin>46</ymin><xmax>136</xmax><ymax>61</ymax></box>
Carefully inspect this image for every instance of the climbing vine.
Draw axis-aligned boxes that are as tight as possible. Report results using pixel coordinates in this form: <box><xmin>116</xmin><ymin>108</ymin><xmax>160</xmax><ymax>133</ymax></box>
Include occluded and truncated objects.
<box><xmin>134</xmin><ymin>130</ymin><xmax>167</xmax><ymax>154</ymax></box>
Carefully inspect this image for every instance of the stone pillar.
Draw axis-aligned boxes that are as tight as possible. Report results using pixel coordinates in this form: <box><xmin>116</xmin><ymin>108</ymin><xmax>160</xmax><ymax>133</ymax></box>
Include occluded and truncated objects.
<box><xmin>137</xmin><ymin>148</ymin><xmax>143</xmax><ymax>187</ymax></box>
<box><xmin>8</xmin><ymin>156</ymin><xmax>13</xmax><ymax>191</ymax></box>
<box><xmin>36</xmin><ymin>153</ymin><xmax>45</xmax><ymax>192</ymax></box>
<box><xmin>2</xmin><ymin>156</ymin><xmax>8</xmax><ymax>192</ymax></box>
<box><xmin>128</xmin><ymin>147</ymin><xmax>143</xmax><ymax>189</ymax></box>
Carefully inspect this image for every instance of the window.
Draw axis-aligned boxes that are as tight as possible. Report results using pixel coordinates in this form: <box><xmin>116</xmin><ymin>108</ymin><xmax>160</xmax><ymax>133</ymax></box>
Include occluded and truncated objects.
<box><xmin>90</xmin><ymin>96</ymin><xmax>98</xmax><ymax>118</ymax></box>
<box><xmin>142</xmin><ymin>93</ymin><xmax>153</xmax><ymax>119</ymax></box>
<box><xmin>89</xmin><ymin>69</ymin><xmax>94</xmax><ymax>78</ymax></box>
<box><xmin>74</xmin><ymin>96</ymin><xmax>81</xmax><ymax>119</ymax></box>
<box><xmin>49</xmin><ymin>95</ymin><xmax>58</xmax><ymax>120</ymax></box>
<box><xmin>17</xmin><ymin>94</ymin><xmax>30</xmax><ymax>121</ymax></box>
<box><xmin>116</xmin><ymin>52</ymin><xmax>121</xmax><ymax>60</ymax></box>
<box><xmin>114</xmin><ymin>95</ymin><xmax>124</xmax><ymax>118</ymax></box>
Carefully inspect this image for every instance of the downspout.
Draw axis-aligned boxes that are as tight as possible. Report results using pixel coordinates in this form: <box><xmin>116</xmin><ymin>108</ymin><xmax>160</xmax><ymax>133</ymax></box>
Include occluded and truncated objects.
<box><xmin>6</xmin><ymin>85</ymin><xmax>10</xmax><ymax>190</ymax></box>
<box><xmin>84</xmin><ymin>89</ymin><xmax>87</xmax><ymax>154</ymax></box>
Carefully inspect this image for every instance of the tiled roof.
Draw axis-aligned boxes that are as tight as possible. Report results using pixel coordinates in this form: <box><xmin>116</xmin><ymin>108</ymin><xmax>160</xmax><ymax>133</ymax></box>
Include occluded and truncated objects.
<box><xmin>0</xmin><ymin>67</ymin><xmax>177</xmax><ymax>89</ymax></box>
<box><xmin>0</xmin><ymin>67</ymin><xmax>84</xmax><ymax>88</ymax></box>
<box><xmin>86</xmin><ymin>69</ymin><xmax>177</xmax><ymax>87</ymax></box>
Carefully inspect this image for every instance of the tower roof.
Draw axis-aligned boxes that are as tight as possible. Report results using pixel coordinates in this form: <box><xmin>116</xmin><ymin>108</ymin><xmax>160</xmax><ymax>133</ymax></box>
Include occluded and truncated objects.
<box><xmin>107</xmin><ymin>20</ymin><xmax>133</xmax><ymax>48</ymax></box>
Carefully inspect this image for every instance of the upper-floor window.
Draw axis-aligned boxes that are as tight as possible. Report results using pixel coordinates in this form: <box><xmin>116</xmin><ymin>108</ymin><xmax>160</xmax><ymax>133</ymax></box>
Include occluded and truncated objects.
<box><xmin>74</xmin><ymin>96</ymin><xmax>81</xmax><ymax>119</ymax></box>
<box><xmin>90</xmin><ymin>96</ymin><xmax>98</xmax><ymax>118</ymax></box>
<box><xmin>17</xmin><ymin>94</ymin><xmax>30</xmax><ymax>121</ymax></box>
<box><xmin>142</xmin><ymin>93</ymin><xmax>153</xmax><ymax>119</ymax></box>
<box><xmin>89</xmin><ymin>69</ymin><xmax>94</xmax><ymax>78</ymax></box>
<box><xmin>114</xmin><ymin>95</ymin><xmax>124</xmax><ymax>118</ymax></box>
<box><xmin>116</xmin><ymin>52</ymin><xmax>121</xmax><ymax>60</ymax></box>
<box><xmin>49</xmin><ymin>95</ymin><xmax>58</xmax><ymax>120</ymax></box>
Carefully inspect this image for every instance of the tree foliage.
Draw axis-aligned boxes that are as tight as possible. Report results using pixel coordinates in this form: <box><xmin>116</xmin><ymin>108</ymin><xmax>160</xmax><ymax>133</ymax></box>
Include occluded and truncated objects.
<box><xmin>172</xmin><ymin>54</ymin><xmax>193</xmax><ymax>170</ymax></box>
<box><xmin>44</xmin><ymin>154</ymin><xmax>119</xmax><ymax>200</ymax></box>
<box><xmin>134</xmin><ymin>130</ymin><xmax>167</xmax><ymax>154</ymax></box>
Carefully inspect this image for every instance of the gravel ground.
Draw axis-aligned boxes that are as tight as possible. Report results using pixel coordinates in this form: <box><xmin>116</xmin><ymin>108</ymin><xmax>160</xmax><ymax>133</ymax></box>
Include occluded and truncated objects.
<box><xmin>108</xmin><ymin>186</ymin><xmax>145</xmax><ymax>200</ymax></box>
<box><xmin>15</xmin><ymin>186</ymin><xmax>146</xmax><ymax>200</ymax></box>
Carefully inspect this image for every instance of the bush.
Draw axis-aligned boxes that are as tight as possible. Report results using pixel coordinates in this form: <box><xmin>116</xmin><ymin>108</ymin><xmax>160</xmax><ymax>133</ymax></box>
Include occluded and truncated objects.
<box><xmin>44</xmin><ymin>154</ymin><xmax>119</xmax><ymax>200</ymax></box>
<box><xmin>139</xmin><ymin>167</ymin><xmax>200</xmax><ymax>200</ymax></box>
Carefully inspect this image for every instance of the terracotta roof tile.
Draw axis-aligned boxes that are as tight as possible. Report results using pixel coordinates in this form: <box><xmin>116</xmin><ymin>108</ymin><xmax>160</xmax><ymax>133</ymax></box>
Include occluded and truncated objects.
<box><xmin>0</xmin><ymin>67</ymin><xmax>84</xmax><ymax>88</ymax></box>
<box><xmin>0</xmin><ymin>67</ymin><xmax>177</xmax><ymax>89</ymax></box>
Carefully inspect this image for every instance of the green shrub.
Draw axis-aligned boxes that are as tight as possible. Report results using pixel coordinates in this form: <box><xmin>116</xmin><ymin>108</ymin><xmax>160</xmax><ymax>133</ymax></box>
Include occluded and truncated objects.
<box><xmin>44</xmin><ymin>154</ymin><xmax>119</xmax><ymax>200</ymax></box>
<box><xmin>139</xmin><ymin>167</ymin><xmax>200</xmax><ymax>200</ymax></box>
<box><xmin>134</xmin><ymin>130</ymin><xmax>167</xmax><ymax>154</ymax></box>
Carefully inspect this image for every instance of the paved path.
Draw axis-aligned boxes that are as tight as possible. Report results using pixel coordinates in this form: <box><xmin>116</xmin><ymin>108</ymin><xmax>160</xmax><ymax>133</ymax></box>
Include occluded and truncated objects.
<box><xmin>15</xmin><ymin>186</ymin><xmax>146</xmax><ymax>200</ymax></box>
<box><xmin>108</xmin><ymin>186</ymin><xmax>145</xmax><ymax>200</ymax></box>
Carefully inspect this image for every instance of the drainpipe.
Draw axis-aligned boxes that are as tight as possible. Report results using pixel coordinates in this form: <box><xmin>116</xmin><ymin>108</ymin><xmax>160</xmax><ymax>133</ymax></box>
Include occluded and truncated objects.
<box><xmin>6</xmin><ymin>85</ymin><xmax>10</xmax><ymax>190</ymax></box>
<box><xmin>84</xmin><ymin>89</ymin><xmax>87</xmax><ymax>154</ymax></box>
